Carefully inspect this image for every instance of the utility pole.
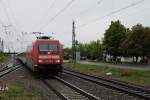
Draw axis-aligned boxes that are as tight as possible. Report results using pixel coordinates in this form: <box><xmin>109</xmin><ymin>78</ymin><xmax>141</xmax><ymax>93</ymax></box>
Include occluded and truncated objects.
<box><xmin>0</xmin><ymin>39</ymin><xmax>4</xmax><ymax>52</ymax></box>
<box><xmin>1</xmin><ymin>40</ymin><xmax>4</xmax><ymax>52</ymax></box>
<box><xmin>0</xmin><ymin>38</ymin><xmax>1</xmax><ymax>52</ymax></box>
<box><xmin>3</xmin><ymin>25</ymin><xmax>12</xmax><ymax>34</ymax></box>
<box><xmin>72</xmin><ymin>21</ymin><xmax>76</xmax><ymax>63</ymax></box>
<box><xmin>3</xmin><ymin>25</ymin><xmax>12</xmax><ymax>53</ymax></box>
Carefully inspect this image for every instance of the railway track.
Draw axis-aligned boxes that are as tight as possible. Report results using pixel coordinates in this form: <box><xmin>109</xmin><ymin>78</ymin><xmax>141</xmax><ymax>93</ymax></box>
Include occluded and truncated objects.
<box><xmin>43</xmin><ymin>77</ymin><xmax>100</xmax><ymax>100</ymax></box>
<box><xmin>63</xmin><ymin>69</ymin><xmax>150</xmax><ymax>100</ymax></box>
<box><xmin>0</xmin><ymin>64</ymin><xmax>21</xmax><ymax>78</ymax></box>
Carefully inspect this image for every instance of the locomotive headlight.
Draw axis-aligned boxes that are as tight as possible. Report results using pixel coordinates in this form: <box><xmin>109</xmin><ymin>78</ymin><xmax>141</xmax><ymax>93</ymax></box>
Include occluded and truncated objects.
<box><xmin>55</xmin><ymin>60</ymin><xmax>60</xmax><ymax>63</ymax></box>
<box><xmin>38</xmin><ymin>59</ymin><xmax>43</xmax><ymax>63</ymax></box>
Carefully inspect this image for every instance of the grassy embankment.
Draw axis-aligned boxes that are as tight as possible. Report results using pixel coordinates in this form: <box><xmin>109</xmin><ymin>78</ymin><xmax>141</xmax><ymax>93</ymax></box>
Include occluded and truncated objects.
<box><xmin>0</xmin><ymin>53</ymin><xmax>8</xmax><ymax>63</ymax></box>
<box><xmin>64</xmin><ymin>62</ymin><xmax>150</xmax><ymax>87</ymax></box>
<box><xmin>1</xmin><ymin>82</ymin><xmax>41</xmax><ymax>100</ymax></box>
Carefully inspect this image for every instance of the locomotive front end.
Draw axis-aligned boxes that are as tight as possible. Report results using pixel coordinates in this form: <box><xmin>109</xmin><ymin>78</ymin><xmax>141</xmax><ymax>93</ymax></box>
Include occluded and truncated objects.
<box><xmin>32</xmin><ymin>36</ymin><xmax>63</xmax><ymax>75</ymax></box>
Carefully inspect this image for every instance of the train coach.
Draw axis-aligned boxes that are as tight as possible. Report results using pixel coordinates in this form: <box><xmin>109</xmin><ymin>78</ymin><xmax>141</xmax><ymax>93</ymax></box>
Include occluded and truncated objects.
<box><xmin>18</xmin><ymin>36</ymin><xmax>63</xmax><ymax>76</ymax></box>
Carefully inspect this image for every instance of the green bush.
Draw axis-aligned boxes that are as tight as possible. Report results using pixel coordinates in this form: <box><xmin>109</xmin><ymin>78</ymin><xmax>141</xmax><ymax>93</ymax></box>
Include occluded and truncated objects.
<box><xmin>0</xmin><ymin>53</ymin><xmax>7</xmax><ymax>62</ymax></box>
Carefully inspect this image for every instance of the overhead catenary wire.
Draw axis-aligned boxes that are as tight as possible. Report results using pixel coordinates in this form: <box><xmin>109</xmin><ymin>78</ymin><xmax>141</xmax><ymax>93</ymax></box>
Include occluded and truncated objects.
<box><xmin>5</xmin><ymin>0</ymin><xmax>23</xmax><ymax>32</ymax></box>
<box><xmin>78</xmin><ymin>0</ymin><xmax>145</xmax><ymax>28</ymax></box>
<box><xmin>76</xmin><ymin>0</ymin><xmax>104</xmax><ymax>19</ymax></box>
<box><xmin>0</xmin><ymin>0</ymin><xmax>19</xmax><ymax>33</ymax></box>
<box><xmin>0</xmin><ymin>19</ymin><xmax>4</xmax><ymax>26</ymax></box>
<box><xmin>0</xmin><ymin>6</ymin><xmax>5</xmax><ymax>26</ymax></box>
<box><xmin>0</xmin><ymin>0</ymin><xmax>12</xmax><ymax>25</ymax></box>
<box><xmin>0</xmin><ymin>0</ymin><xmax>22</xmax><ymax>52</ymax></box>
<box><xmin>38</xmin><ymin>0</ymin><xmax>76</xmax><ymax>31</ymax></box>
<box><xmin>0</xmin><ymin>0</ymin><xmax>12</xmax><ymax>52</ymax></box>
<box><xmin>119</xmin><ymin>6</ymin><xmax>150</xmax><ymax>20</ymax></box>
<box><xmin>61</xmin><ymin>0</ymin><xmax>145</xmax><ymax>35</ymax></box>
<box><xmin>33</xmin><ymin>0</ymin><xmax>57</xmax><ymax>30</ymax></box>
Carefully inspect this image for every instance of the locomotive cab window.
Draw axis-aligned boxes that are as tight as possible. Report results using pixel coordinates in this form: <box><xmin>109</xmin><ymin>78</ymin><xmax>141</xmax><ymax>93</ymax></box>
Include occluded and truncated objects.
<box><xmin>49</xmin><ymin>44</ymin><xmax>57</xmax><ymax>51</ymax></box>
<box><xmin>39</xmin><ymin>44</ymin><xmax>48</xmax><ymax>51</ymax></box>
<box><xmin>38</xmin><ymin>44</ymin><xmax>58</xmax><ymax>51</ymax></box>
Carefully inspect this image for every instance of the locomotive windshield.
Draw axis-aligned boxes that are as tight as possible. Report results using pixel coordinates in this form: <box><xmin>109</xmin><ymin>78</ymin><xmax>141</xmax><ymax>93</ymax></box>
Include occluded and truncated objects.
<box><xmin>39</xmin><ymin>44</ymin><xmax>57</xmax><ymax>51</ymax></box>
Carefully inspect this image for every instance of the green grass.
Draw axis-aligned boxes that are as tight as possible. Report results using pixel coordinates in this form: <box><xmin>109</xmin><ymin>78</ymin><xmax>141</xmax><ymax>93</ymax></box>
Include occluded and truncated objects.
<box><xmin>0</xmin><ymin>53</ymin><xmax>8</xmax><ymax>63</ymax></box>
<box><xmin>64</xmin><ymin>63</ymin><xmax>150</xmax><ymax>87</ymax></box>
<box><xmin>1</xmin><ymin>82</ymin><xmax>41</xmax><ymax>100</ymax></box>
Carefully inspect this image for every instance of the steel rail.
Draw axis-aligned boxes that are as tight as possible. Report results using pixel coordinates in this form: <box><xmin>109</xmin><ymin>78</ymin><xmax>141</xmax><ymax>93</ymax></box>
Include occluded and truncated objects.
<box><xmin>64</xmin><ymin>69</ymin><xmax>150</xmax><ymax>93</ymax></box>
<box><xmin>0</xmin><ymin>65</ymin><xmax>21</xmax><ymax>78</ymax></box>
<box><xmin>55</xmin><ymin>76</ymin><xmax>100</xmax><ymax>100</ymax></box>
<box><xmin>42</xmin><ymin>80</ymin><xmax>69</xmax><ymax>100</ymax></box>
<box><xmin>63</xmin><ymin>69</ymin><xmax>150</xmax><ymax>100</ymax></box>
<box><xmin>0</xmin><ymin>67</ymin><xmax>12</xmax><ymax>72</ymax></box>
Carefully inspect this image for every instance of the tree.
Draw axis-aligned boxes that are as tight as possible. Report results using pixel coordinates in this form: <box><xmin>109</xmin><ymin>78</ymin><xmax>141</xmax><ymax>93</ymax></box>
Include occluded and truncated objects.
<box><xmin>143</xmin><ymin>27</ymin><xmax>150</xmax><ymax>58</ymax></box>
<box><xmin>87</xmin><ymin>41</ymin><xmax>100</xmax><ymax>60</ymax></box>
<box><xmin>76</xmin><ymin>40</ymin><xmax>103</xmax><ymax>60</ymax></box>
<box><xmin>103</xmin><ymin>20</ymin><xmax>127</xmax><ymax>61</ymax></box>
<box><xmin>63</xmin><ymin>48</ymin><xmax>72</xmax><ymax>59</ymax></box>
<box><xmin>120</xmin><ymin>24</ymin><xmax>150</xmax><ymax>62</ymax></box>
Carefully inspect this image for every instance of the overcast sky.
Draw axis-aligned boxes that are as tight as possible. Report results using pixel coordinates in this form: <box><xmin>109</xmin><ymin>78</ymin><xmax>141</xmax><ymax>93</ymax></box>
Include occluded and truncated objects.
<box><xmin>0</xmin><ymin>0</ymin><xmax>150</xmax><ymax>52</ymax></box>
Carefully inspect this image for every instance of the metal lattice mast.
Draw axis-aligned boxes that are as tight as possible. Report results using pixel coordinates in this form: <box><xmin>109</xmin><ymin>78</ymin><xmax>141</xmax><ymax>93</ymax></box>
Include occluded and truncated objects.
<box><xmin>72</xmin><ymin>21</ymin><xmax>76</xmax><ymax>63</ymax></box>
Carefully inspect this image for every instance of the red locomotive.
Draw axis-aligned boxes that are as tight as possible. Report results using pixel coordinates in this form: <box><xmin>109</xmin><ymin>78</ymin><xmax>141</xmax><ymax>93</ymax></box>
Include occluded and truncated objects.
<box><xmin>18</xmin><ymin>36</ymin><xmax>63</xmax><ymax>75</ymax></box>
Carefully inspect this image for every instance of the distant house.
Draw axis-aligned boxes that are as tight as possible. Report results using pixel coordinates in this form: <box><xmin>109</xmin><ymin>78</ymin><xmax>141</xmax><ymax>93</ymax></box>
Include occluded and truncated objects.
<box><xmin>104</xmin><ymin>54</ymin><xmax>143</xmax><ymax>63</ymax></box>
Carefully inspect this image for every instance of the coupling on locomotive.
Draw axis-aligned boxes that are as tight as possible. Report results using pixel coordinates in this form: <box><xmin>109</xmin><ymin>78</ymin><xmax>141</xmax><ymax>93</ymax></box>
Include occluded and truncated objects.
<box><xmin>18</xmin><ymin>36</ymin><xmax>63</xmax><ymax>76</ymax></box>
